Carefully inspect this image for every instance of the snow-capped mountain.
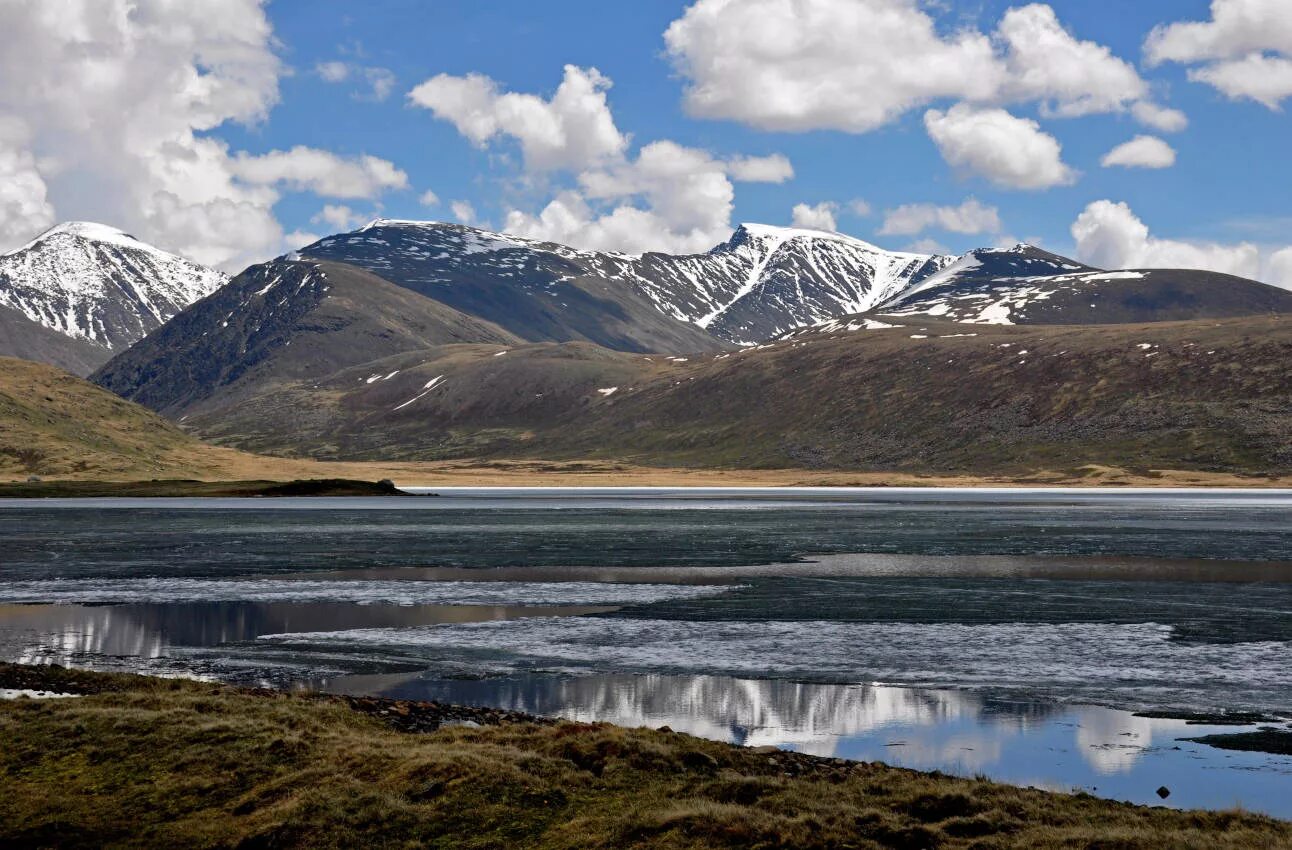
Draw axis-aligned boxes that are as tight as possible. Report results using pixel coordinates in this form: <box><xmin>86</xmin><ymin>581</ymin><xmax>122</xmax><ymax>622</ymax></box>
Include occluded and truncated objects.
<box><xmin>0</xmin><ymin>222</ymin><xmax>227</xmax><ymax>352</ymax></box>
<box><xmin>873</xmin><ymin>244</ymin><xmax>1292</xmax><ymax>326</ymax></box>
<box><xmin>298</xmin><ymin>220</ymin><xmax>953</xmax><ymax>345</ymax></box>
<box><xmin>627</xmin><ymin>223</ymin><xmax>953</xmax><ymax>342</ymax></box>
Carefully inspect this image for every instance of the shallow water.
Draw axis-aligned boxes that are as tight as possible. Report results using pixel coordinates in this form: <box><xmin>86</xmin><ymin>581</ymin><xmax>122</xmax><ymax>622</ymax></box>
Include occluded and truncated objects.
<box><xmin>2</xmin><ymin>489</ymin><xmax>1291</xmax><ymax>815</ymax></box>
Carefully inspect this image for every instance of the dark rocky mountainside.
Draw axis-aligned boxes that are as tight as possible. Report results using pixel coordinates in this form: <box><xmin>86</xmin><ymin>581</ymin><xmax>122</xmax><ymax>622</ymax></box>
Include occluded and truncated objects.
<box><xmin>92</xmin><ymin>259</ymin><xmax>521</xmax><ymax>419</ymax></box>
<box><xmin>0</xmin><ymin>303</ymin><xmax>111</xmax><ymax>376</ymax></box>
<box><xmin>297</xmin><ymin>221</ymin><xmax>722</xmax><ymax>353</ymax></box>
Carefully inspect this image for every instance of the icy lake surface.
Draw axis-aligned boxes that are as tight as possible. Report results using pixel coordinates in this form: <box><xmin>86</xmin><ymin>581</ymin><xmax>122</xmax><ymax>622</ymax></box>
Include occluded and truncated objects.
<box><xmin>2</xmin><ymin>488</ymin><xmax>1291</xmax><ymax>815</ymax></box>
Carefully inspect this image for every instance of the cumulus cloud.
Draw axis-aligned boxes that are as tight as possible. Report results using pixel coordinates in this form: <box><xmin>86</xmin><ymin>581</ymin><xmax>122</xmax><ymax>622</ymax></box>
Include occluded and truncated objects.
<box><xmin>923</xmin><ymin>104</ymin><xmax>1076</xmax><ymax>190</ymax></box>
<box><xmin>230</xmin><ymin>147</ymin><xmax>408</xmax><ymax>198</ymax></box>
<box><xmin>995</xmin><ymin>4</ymin><xmax>1147</xmax><ymax>117</ymax></box>
<box><xmin>1130</xmin><ymin>101</ymin><xmax>1189</xmax><ymax>132</ymax></box>
<box><xmin>0</xmin><ymin>1</ymin><xmax>409</xmax><ymax>270</ymax></box>
<box><xmin>1268</xmin><ymin>248</ymin><xmax>1292</xmax><ymax>288</ymax></box>
<box><xmin>879</xmin><ymin>198</ymin><xmax>1002</xmax><ymax>236</ymax></box>
<box><xmin>418</xmin><ymin>189</ymin><xmax>440</xmax><ymax>207</ymax></box>
<box><xmin>790</xmin><ymin>202</ymin><xmax>839</xmax><ymax>231</ymax></box>
<box><xmin>0</xmin><ymin>119</ymin><xmax>55</xmax><ymax>247</ymax></box>
<box><xmin>506</xmin><ymin>140</ymin><xmax>737</xmax><ymax>254</ymax></box>
<box><xmin>408</xmin><ymin>65</ymin><xmax>627</xmax><ymax>172</ymax></box>
<box><xmin>1146</xmin><ymin>0</ymin><xmax>1292</xmax><ymax>108</ymax></box>
<box><xmin>1100</xmin><ymin>136</ymin><xmax>1177</xmax><ymax>169</ymax></box>
<box><xmin>726</xmin><ymin>154</ymin><xmax>794</xmax><ymax>183</ymax></box>
<box><xmin>663</xmin><ymin>0</ymin><xmax>1001</xmax><ymax>133</ymax></box>
<box><xmin>412</xmin><ymin>64</ymin><xmax>782</xmax><ymax>254</ymax></box>
<box><xmin>311</xmin><ymin>204</ymin><xmax>367</xmax><ymax>232</ymax></box>
<box><xmin>1071</xmin><ymin>200</ymin><xmax>1292</xmax><ymax>288</ymax></box>
<box><xmin>664</xmin><ymin>0</ymin><xmax>1173</xmax><ymax>136</ymax></box>
<box><xmin>1188</xmin><ymin>54</ymin><xmax>1292</xmax><ymax>109</ymax></box>
<box><xmin>450</xmin><ymin>200</ymin><xmax>478</xmax><ymax>226</ymax></box>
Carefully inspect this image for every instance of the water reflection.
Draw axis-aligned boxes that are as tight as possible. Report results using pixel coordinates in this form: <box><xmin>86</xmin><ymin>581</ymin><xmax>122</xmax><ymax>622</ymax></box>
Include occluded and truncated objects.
<box><xmin>309</xmin><ymin>670</ymin><xmax>1292</xmax><ymax>817</ymax></box>
<box><xmin>0</xmin><ymin>601</ymin><xmax>613</xmax><ymax>668</ymax></box>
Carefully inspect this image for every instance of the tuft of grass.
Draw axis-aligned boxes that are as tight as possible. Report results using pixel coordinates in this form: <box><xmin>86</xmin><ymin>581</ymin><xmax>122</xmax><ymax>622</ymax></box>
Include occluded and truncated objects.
<box><xmin>0</xmin><ymin>667</ymin><xmax>1289</xmax><ymax>848</ymax></box>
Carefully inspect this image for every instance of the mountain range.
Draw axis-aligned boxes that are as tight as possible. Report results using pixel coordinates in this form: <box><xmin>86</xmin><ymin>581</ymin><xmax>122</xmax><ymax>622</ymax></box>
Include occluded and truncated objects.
<box><xmin>4</xmin><ymin>216</ymin><xmax>1292</xmax><ymax>477</ymax></box>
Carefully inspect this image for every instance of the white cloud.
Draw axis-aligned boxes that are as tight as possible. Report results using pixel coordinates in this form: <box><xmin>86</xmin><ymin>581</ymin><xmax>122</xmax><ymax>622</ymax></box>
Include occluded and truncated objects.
<box><xmin>1100</xmin><ymin>136</ymin><xmax>1177</xmax><ymax>169</ymax></box>
<box><xmin>663</xmin><ymin>0</ymin><xmax>1001</xmax><ymax>133</ymax></box>
<box><xmin>790</xmin><ymin>202</ymin><xmax>839</xmax><ymax>231</ymax></box>
<box><xmin>362</xmin><ymin>68</ymin><xmax>397</xmax><ymax>102</ymax></box>
<box><xmin>0</xmin><ymin>1</ymin><xmax>409</xmax><ymax>271</ymax></box>
<box><xmin>230</xmin><ymin>147</ymin><xmax>408</xmax><ymax>198</ymax></box>
<box><xmin>315</xmin><ymin>61</ymin><xmax>350</xmax><ymax>83</ymax></box>
<box><xmin>413</xmin><ymin>64</ymin><xmax>772</xmax><ymax>255</ymax></box>
<box><xmin>1146</xmin><ymin>0</ymin><xmax>1292</xmax><ymax>108</ymax></box>
<box><xmin>1268</xmin><ymin>247</ymin><xmax>1292</xmax><ymax>288</ymax></box>
<box><xmin>506</xmin><ymin>140</ymin><xmax>737</xmax><ymax>255</ymax></box>
<box><xmin>408</xmin><ymin>65</ymin><xmax>627</xmax><ymax>172</ymax></box>
<box><xmin>283</xmin><ymin>229</ymin><xmax>323</xmax><ymax>250</ymax></box>
<box><xmin>450</xmin><ymin>200</ymin><xmax>478</xmax><ymax>226</ymax></box>
<box><xmin>847</xmin><ymin>199</ymin><xmax>873</xmax><ymax>217</ymax></box>
<box><xmin>316</xmin><ymin>61</ymin><xmax>397</xmax><ymax>101</ymax></box>
<box><xmin>664</xmin><ymin>0</ymin><xmax>1171</xmax><ymax>136</ymax></box>
<box><xmin>311</xmin><ymin>204</ymin><xmax>366</xmax><ymax>232</ymax></box>
<box><xmin>0</xmin><ymin>0</ymin><xmax>284</xmax><ymax>267</ymax></box>
<box><xmin>1188</xmin><ymin>54</ymin><xmax>1292</xmax><ymax>109</ymax></box>
<box><xmin>418</xmin><ymin>189</ymin><xmax>440</xmax><ymax>207</ymax></box>
<box><xmin>726</xmin><ymin>154</ymin><xmax>794</xmax><ymax>183</ymax></box>
<box><xmin>1145</xmin><ymin>0</ymin><xmax>1292</xmax><ymax>64</ymax></box>
<box><xmin>995</xmin><ymin>4</ymin><xmax>1146</xmax><ymax>117</ymax></box>
<box><xmin>923</xmin><ymin>104</ymin><xmax>1076</xmax><ymax>190</ymax></box>
<box><xmin>1071</xmin><ymin>200</ymin><xmax>1292</xmax><ymax>287</ymax></box>
<box><xmin>0</xmin><ymin>119</ymin><xmax>55</xmax><ymax>247</ymax></box>
<box><xmin>879</xmin><ymin>198</ymin><xmax>1002</xmax><ymax>236</ymax></box>
<box><xmin>906</xmin><ymin>237</ymin><xmax>950</xmax><ymax>254</ymax></box>
<box><xmin>1130</xmin><ymin>101</ymin><xmax>1189</xmax><ymax>132</ymax></box>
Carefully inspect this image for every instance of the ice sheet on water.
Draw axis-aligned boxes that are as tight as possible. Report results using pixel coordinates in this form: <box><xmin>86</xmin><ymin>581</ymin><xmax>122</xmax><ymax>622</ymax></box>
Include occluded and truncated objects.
<box><xmin>0</xmin><ymin>579</ymin><xmax>738</xmax><ymax>607</ymax></box>
<box><xmin>259</xmin><ymin>618</ymin><xmax>1292</xmax><ymax>712</ymax></box>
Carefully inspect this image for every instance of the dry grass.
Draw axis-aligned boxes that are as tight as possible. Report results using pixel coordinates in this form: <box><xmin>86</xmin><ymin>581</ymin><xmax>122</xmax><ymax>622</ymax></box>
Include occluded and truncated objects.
<box><xmin>1</xmin><ymin>669</ymin><xmax>1289</xmax><ymax>849</ymax></box>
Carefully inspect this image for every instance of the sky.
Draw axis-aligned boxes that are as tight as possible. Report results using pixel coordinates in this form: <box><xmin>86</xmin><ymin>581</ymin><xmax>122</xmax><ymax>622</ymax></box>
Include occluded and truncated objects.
<box><xmin>1</xmin><ymin>0</ymin><xmax>1290</xmax><ymax>287</ymax></box>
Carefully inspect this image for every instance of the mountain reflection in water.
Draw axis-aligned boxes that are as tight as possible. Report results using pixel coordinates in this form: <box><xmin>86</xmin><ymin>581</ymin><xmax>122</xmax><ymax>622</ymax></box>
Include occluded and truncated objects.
<box><xmin>309</xmin><ymin>670</ymin><xmax>1292</xmax><ymax>816</ymax></box>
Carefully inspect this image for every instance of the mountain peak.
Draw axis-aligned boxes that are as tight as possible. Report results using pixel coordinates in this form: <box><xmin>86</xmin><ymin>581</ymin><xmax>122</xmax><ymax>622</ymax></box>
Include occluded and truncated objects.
<box><xmin>730</xmin><ymin>222</ymin><xmax>897</xmax><ymax>255</ymax></box>
<box><xmin>0</xmin><ymin>221</ymin><xmax>227</xmax><ymax>351</ymax></box>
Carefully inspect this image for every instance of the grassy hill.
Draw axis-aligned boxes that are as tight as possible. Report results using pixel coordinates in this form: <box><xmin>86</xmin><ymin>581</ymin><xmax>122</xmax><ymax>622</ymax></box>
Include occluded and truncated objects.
<box><xmin>0</xmin><ymin>356</ymin><xmax>232</xmax><ymax>479</ymax></box>
<box><xmin>173</xmin><ymin>315</ymin><xmax>1292</xmax><ymax>479</ymax></box>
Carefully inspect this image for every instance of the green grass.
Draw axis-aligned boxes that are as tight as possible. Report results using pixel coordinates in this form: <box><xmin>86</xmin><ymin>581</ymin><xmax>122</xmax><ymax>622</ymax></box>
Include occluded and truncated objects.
<box><xmin>1</xmin><ymin>666</ymin><xmax>1289</xmax><ymax>849</ymax></box>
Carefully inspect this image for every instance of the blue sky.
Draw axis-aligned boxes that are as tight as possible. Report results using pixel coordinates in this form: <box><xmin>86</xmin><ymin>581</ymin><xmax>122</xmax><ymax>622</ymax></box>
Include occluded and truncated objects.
<box><xmin>3</xmin><ymin>1</ymin><xmax>1290</xmax><ymax>283</ymax></box>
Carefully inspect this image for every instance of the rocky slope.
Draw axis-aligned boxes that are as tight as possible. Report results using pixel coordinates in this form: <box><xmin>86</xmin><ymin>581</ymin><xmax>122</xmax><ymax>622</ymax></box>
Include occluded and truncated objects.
<box><xmin>92</xmin><ymin>259</ymin><xmax>522</xmax><ymax>419</ymax></box>
<box><xmin>299</xmin><ymin>220</ymin><xmax>952</xmax><ymax>346</ymax></box>
<box><xmin>0</xmin><ymin>303</ymin><xmax>111</xmax><ymax>376</ymax></box>
<box><xmin>0</xmin><ymin>222</ymin><xmax>227</xmax><ymax>357</ymax></box>
<box><xmin>296</xmin><ymin>221</ymin><xmax>722</xmax><ymax>352</ymax></box>
<box><xmin>873</xmin><ymin>245</ymin><xmax>1292</xmax><ymax>325</ymax></box>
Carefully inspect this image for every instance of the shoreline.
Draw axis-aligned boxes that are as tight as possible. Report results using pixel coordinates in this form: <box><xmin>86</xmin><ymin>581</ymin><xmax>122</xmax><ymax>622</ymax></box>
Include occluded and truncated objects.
<box><xmin>3</xmin><ymin>662</ymin><xmax>1290</xmax><ymax>848</ymax></box>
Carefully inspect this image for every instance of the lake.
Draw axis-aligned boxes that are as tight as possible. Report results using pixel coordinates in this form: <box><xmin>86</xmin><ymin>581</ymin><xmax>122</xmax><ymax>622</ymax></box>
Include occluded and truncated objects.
<box><xmin>2</xmin><ymin>488</ymin><xmax>1291</xmax><ymax>816</ymax></box>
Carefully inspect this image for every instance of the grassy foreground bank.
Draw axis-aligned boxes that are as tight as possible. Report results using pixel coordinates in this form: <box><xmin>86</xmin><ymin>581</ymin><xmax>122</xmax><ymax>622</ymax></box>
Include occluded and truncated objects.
<box><xmin>1</xmin><ymin>666</ymin><xmax>1289</xmax><ymax>849</ymax></box>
